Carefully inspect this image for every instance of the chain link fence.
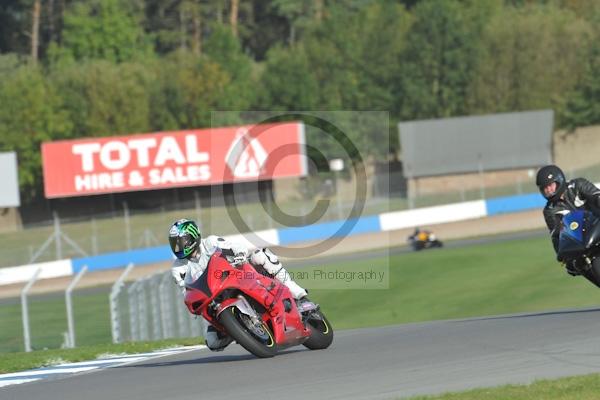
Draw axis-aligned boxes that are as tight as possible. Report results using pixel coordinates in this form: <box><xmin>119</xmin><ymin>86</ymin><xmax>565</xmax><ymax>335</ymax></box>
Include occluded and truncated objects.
<box><xmin>3</xmin><ymin>265</ymin><xmax>201</xmax><ymax>353</ymax></box>
<box><xmin>111</xmin><ymin>270</ymin><xmax>202</xmax><ymax>344</ymax></box>
<box><xmin>3</xmin><ymin>163</ymin><xmax>600</xmax><ymax>269</ymax></box>
<box><xmin>6</xmin><ymin>163</ymin><xmax>600</xmax><ymax>352</ymax></box>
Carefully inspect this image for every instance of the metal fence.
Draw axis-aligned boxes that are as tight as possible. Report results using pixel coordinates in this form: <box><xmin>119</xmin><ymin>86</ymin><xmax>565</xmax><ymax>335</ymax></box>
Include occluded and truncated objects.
<box><xmin>3</xmin><ymin>163</ymin><xmax>600</xmax><ymax>270</ymax></box>
<box><xmin>10</xmin><ymin>162</ymin><xmax>600</xmax><ymax>352</ymax></box>
<box><xmin>110</xmin><ymin>269</ymin><xmax>202</xmax><ymax>344</ymax></box>
<box><xmin>13</xmin><ymin>263</ymin><xmax>200</xmax><ymax>353</ymax></box>
<box><xmin>3</xmin><ymin>174</ymin><xmax>396</xmax><ymax>267</ymax></box>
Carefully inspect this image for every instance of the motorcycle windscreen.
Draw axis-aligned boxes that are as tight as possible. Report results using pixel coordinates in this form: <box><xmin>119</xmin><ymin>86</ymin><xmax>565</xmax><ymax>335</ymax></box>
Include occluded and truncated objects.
<box><xmin>558</xmin><ymin>211</ymin><xmax>586</xmax><ymax>259</ymax></box>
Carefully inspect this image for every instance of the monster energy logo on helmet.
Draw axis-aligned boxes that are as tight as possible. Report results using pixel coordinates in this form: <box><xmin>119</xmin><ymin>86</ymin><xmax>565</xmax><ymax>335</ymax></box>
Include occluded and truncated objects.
<box><xmin>169</xmin><ymin>219</ymin><xmax>201</xmax><ymax>259</ymax></box>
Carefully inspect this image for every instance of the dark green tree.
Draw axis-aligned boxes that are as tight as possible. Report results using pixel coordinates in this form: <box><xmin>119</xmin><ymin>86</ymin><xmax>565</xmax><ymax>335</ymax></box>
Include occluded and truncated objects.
<box><xmin>149</xmin><ymin>50</ymin><xmax>232</xmax><ymax>129</ymax></box>
<box><xmin>258</xmin><ymin>45</ymin><xmax>319</xmax><ymax>110</ymax></box>
<box><xmin>59</xmin><ymin>0</ymin><xmax>152</xmax><ymax>62</ymax></box>
<box><xmin>204</xmin><ymin>24</ymin><xmax>256</xmax><ymax>110</ymax></box>
<box><xmin>259</xmin><ymin>1</ymin><xmax>408</xmax><ymax>159</ymax></box>
<box><xmin>561</xmin><ymin>11</ymin><xmax>600</xmax><ymax>130</ymax></box>
<box><xmin>52</xmin><ymin>60</ymin><xmax>153</xmax><ymax>137</ymax></box>
<box><xmin>468</xmin><ymin>3</ymin><xmax>589</xmax><ymax>118</ymax></box>
<box><xmin>395</xmin><ymin>0</ymin><xmax>486</xmax><ymax>120</ymax></box>
<box><xmin>0</xmin><ymin>56</ymin><xmax>72</xmax><ymax>199</ymax></box>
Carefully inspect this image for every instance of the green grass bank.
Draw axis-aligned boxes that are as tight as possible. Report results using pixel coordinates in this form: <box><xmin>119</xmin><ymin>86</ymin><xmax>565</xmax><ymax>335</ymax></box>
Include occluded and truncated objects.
<box><xmin>4</xmin><ymin>235</ymin><xmax>600</xmax><ymax>353</ymax></box>
<box><xmin>407</xmin><ymin>373</ymin><xmax>600</xmax><ymax>400</ymax></box>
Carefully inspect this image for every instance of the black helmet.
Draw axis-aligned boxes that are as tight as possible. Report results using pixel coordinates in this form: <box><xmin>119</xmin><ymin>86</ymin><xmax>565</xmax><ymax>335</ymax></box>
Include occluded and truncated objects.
<box><xmin>168</xmin><ymin>219</ymin><xmax>201</xmax><ymax>259</ymax></box>
<box><xmin>536</xmin><ymin>165</ymin><xmax>566</xmax><ymax>201</ymax></box>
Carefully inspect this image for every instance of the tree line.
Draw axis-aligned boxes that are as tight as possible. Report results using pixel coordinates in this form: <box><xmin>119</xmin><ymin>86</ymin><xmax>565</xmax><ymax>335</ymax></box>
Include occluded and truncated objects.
<box><xmin>1</xmin><ymin>0</ymin><xmax>599</xmax><ymax>202</ymax></box>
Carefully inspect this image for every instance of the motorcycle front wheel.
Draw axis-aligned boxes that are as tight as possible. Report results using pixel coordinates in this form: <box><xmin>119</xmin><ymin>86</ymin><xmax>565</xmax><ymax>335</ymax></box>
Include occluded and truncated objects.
<box><xmin>219</xmin><ymin>306</ymin><xmax>277</xmax><ymax>358</ymax></box>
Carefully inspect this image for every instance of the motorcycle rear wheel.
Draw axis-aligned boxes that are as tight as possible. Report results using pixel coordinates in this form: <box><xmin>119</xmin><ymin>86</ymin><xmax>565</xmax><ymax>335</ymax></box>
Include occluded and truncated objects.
<box><xmin>219</xmin><ymin>306</ymin><xmax>277</xmax><ymax>358</ymax></box>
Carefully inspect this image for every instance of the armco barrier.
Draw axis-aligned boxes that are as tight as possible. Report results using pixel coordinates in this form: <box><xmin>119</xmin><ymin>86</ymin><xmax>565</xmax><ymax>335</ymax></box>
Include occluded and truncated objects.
<box><xmin>1</xmin><ymin>189</ymin><xmax>575</xmax><ymax>285</ymax></box>
<box><xmin>485</xmin><ymin>193</ymin><xmax>546</xmax><ymax>216</ymax></box>
<box><xmin>379</xmin><ymin>200</ymin><xmax>487</xmax><ymax>232</ymax></box>
<box><xmin>0</xmin><ymin>260</ymin><xmax>72</xmax><ymax>286</ymax></box>
<box><xmin>221</xmin><ymin>229</ymin><xmax>279</xmax><ymax>250</ymax></box>
<box><xmin>277</xmin><ymin>216</ymin><xmax>381</xmax><ymax>246</ymax></box>
<box><xmin>72</xmin><ymin>246</ymin><xmax>173</xmax><ymax>273</ymax></box>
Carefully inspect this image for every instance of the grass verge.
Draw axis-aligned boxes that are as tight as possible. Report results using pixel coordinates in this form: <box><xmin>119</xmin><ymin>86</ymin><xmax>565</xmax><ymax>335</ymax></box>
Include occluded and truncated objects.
<box><xmin>3</xmin><ymin>234</ymin><xmax>600</xmax><ymax>375</ymax></box>
<box><xmin>5</xmin><ymin>235</ymin><xmax>600</xmax><ymax>352</ymax></box>
<box><xmin>0</xmin><ymin>338</ymin><xmax>201</xmax><ymax>374</ymax></box>
<box><xmin>407</xmin><ymin>373</ymin><xmax>600</xmax><ymax>400</ymax></box>
<box><xmin>0</xmin><ymin>289</ymin><xmax>112</xmax><ymax>353</ymax></box>
<box><xmin>300</xmin><ymin>235</ymin><xmax>600</xmax><ymax>330</ymax></box>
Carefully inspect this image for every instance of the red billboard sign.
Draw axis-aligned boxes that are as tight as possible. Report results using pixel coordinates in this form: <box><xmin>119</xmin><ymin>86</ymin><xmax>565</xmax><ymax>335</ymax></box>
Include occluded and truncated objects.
<box><xmin>42</xmin><ymin>122</ymin><xmax>307</xmax><ymax>198</ymax></box>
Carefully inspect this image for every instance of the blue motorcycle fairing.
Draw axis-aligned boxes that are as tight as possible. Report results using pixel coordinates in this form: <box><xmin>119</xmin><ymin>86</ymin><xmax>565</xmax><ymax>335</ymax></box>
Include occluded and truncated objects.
<box><xmin>561</xmin><ymin>211</ymin><xmax>585</xmax><ymax>243</ymax></box>
<box><xmin>558</xmin><ymin>210</ymin><xmax>600</xmax><ymax>261</ymax></box>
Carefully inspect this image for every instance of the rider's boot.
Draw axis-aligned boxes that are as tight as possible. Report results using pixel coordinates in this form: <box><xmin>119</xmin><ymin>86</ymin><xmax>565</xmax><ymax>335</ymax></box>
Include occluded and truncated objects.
<box><xmin>204</xmin><ymin>323</ymin><xmax>233</xmax><ymax>352</ymax></box>
<box><xmin>295</xmin><ymin>296</ymin><xmax>318</xmax><ymax>313</ymax></box>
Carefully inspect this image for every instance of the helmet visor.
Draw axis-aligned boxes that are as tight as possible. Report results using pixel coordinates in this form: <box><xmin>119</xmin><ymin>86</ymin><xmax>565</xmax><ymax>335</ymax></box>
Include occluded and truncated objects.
<box><xmin>169</xmin><ymin>234</ymin><xmax>194</xmax><ymax>259</ymax></box>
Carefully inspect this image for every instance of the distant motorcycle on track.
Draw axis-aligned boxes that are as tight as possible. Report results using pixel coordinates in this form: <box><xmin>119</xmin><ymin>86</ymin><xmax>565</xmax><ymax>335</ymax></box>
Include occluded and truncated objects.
<box><xmin>184</xmin><ymin>252</ymin><xmax>333</xmax><ymax>358</ymax></box>
<box><xmin>408</xmin><ymin>229</ymin><xmax>443</xmax><ymax>251</ymax></box>
<box><xmin>557</xmin><ymin>210</ymin><xmax>600</xmax><ymax>288</ymax></box>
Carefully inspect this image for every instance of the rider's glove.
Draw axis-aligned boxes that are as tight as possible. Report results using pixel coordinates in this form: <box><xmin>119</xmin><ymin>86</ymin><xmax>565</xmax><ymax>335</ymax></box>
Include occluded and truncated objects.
<box><xmin>232</xmin><ymin>253</ymin><xmax>247</xmax><ymax>266</ymax></box>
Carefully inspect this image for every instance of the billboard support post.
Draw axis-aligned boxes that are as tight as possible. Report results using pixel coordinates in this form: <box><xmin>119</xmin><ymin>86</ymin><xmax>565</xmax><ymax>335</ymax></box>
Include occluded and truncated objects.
<box><xmin>329</xmin><ymin>159</ymin><xmax>345</xmax><ymax>220</ymax></box>
<box><xmin>123</xmin><ymin>202</ymin><xmax>131</xmax><ymax>251</ymax></box>
<box><xmin>53</xmin><ymin>212</ymin><xmax>62</xmax><ymax>260</ymax></box>
<box><xmin>91</xmin><ymin>218</ymin><xmax>98</xmax><ymax>255</ymax></box>
<box><xmin>194</xmin><ymin>191</ymin><xmax>202</xmax><ymax>228</ymax></box>
<box><xmin>266</xmin><ymin>189</ymin><xmax>273</xmax><ymax>229</ymax></box>
<box><xmin>478</xmin><ymin>154</ymin><xmax>485</xmax><ymax>200</ymax></box>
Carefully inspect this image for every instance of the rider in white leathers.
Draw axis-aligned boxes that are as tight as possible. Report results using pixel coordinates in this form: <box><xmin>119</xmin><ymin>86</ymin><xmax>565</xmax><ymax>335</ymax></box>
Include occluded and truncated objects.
<box><xmin>168</xmin><ymin>219</ymin><xmax>310</xmax><ymax>351</ymax></box>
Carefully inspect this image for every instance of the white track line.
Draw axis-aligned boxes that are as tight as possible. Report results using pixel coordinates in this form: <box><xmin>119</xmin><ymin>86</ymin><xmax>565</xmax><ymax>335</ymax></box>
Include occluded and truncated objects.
<box><xmin>0</xmin><ymin>378</ymin><xmax>41</xmax><ymax>388</ymax></box>
<box><xmin>0</xmin><ymin>345</ymin><xmax>207</xmax><ymax>389</ymax></box>
<box><xmin>0</xmin><ymin>366</ymin><xmax>99</xmax><ymax>379</ymax></box>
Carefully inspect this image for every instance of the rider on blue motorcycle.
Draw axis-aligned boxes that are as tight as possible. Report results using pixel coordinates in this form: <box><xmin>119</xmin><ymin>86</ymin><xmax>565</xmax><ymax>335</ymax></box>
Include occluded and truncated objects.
<box><xmin>536</xmin><ymin>165</ymin><xmax>600</xmax><ymax>275</ymax></box>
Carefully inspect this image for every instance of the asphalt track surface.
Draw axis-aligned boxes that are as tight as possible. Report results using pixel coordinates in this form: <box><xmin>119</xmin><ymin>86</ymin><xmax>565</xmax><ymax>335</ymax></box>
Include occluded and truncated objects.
<box><xmin>10</xmin><ymin>228</ymin><xmax>599</xmax><ymax>400</ymax></box>
<box><xmin>4</xmin><ymin>305</ymin><xmax>600</xmax><ymax>400</ymax></box>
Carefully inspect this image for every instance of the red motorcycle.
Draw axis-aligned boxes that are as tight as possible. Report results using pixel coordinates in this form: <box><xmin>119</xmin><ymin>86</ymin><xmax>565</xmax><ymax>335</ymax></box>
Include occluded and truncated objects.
<box><xmin>184</xmin><ymin>252</ymin><xmax>334</xmax><ymax>358</ymax></box>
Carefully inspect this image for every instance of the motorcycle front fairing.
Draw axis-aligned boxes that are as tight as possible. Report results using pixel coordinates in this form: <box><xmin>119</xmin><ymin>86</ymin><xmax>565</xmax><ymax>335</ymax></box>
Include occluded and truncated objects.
<box><xmin>184</xmin><ymin>253</ymin><xmax>310</xmax><ymax>346</ymax></box>
<box><xmin>557</xmin><ymin>210</ymin><xmax>600</xmax><ymax>261</ymax></box>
